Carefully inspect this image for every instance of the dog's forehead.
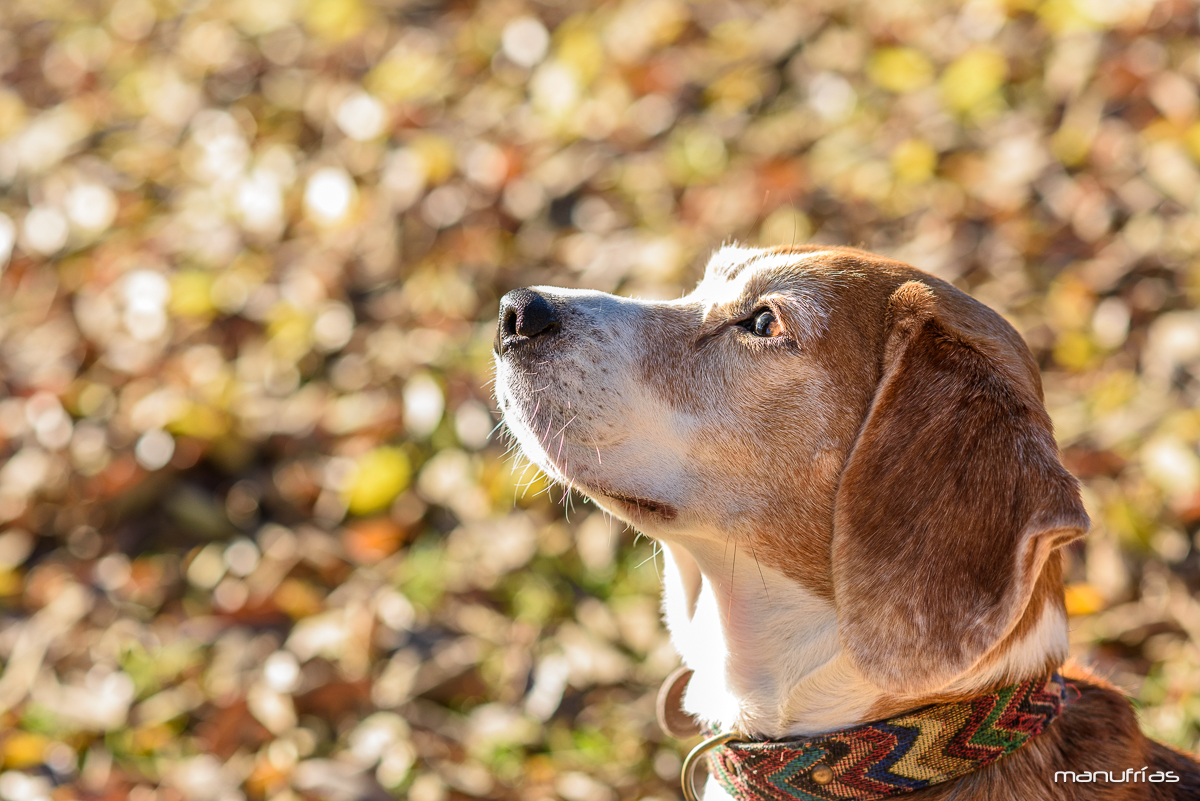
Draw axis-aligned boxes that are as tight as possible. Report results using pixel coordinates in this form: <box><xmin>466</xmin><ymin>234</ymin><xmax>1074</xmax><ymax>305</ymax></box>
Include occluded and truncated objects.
<box><xmin>693</xmin><ymin>245</ymin><xmax>836</xmax><ymax>316</ymax></box>
<box><xmin>702</xmin><ymin>245</ymin><xmax>767</xmax><ymax>280</ymax></box>
<box><xmin>703</xmin><ymin>245</ymin><xmax>831</xmax><ymax>279</ymax></box>
<box><xmin>698</xmin><ymin>246</ymin><xmax>833</xmax><ymax>292</ymax></box>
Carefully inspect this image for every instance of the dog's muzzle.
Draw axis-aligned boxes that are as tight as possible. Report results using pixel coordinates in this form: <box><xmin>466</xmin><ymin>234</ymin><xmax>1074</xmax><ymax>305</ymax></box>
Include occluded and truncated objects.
<box><xmin>494</xmin><ymin>288</ymin><xmax>560</xmax><ymax>356</ymax></box>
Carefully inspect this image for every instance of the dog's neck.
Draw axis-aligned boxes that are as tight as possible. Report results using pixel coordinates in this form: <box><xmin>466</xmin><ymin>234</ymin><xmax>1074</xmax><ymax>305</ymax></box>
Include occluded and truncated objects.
<box><xmin>659</xmin><ymin>534</ymin><xmax>1069</xmax><ymax>740</ymax></box>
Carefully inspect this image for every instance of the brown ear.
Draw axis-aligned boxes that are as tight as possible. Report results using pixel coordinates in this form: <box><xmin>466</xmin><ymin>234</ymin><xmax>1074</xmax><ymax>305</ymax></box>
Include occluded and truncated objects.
<box><xmin>832</xmin><ymin>281</ymin><xmax>1087</xmax><ymax>695</ymax></box>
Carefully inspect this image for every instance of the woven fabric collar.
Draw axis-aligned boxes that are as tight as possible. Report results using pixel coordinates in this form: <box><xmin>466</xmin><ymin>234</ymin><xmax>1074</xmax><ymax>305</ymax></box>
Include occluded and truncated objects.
<box><xmin>706</xmin><ymin>673</ymin><xmax>1073</xmax><ymax>801</ymax></box>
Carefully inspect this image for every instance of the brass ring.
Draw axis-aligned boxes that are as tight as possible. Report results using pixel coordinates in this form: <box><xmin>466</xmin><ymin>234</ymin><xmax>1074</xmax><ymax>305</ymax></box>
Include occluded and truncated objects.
<box><xmin>681</xmin><ymin>730</ymin><xmax>746</xmax><ymax>801</ymax></box>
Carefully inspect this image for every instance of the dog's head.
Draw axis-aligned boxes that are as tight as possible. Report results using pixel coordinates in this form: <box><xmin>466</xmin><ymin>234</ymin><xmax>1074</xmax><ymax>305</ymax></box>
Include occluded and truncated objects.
<box><xmin>494</xmin><ymin>245</ymin><xmax>1087</xmax><ymax>695</ymax></box>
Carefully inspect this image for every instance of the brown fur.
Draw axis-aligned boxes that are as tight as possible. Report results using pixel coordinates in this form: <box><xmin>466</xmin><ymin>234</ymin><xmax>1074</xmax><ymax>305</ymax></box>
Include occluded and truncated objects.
<box><xmin>495</xmin><ymin>244</ymin><xmax>1200</xmax><ymax>799</ymax></box>
<box><xmin>909</xmin><ymin>664</ymin><xmax>1200</xmax><ymax>800</ymax></box>
<box><xmin>770</xmin><ymin>252</ymin><xmax>1200</xmax><ymax>798</ymax></box>
<box><xmin>699</xmin><ymin>250</ymin><xmax>1200</xmax><ymax>797</ymax></box>
<box><xmin>834</xmin><ymin>278</ymin><xmax>1089</xmax><ymax>695</ymax></box>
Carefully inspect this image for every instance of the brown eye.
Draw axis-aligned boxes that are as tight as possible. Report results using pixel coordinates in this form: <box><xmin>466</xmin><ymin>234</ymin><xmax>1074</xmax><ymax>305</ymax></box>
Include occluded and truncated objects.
<box><xmin>745</xmin><ymin>309</ymin><xmax>784</xmax><ymax>337</ymax></box>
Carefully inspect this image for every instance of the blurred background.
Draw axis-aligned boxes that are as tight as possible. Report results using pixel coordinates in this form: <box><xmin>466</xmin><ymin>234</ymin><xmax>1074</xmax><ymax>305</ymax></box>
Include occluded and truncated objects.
<box><xmin>0</xmin><ymin>0</ymin><xmax>1198</xmax><ymax>799</ymax></box>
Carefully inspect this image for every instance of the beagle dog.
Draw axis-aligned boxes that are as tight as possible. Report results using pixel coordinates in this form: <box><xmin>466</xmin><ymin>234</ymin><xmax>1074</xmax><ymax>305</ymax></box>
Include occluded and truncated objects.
<box><xmin>492</xmin><ymin>245</ymin><xmax>1200</xmax><ymax>800</ymax></box>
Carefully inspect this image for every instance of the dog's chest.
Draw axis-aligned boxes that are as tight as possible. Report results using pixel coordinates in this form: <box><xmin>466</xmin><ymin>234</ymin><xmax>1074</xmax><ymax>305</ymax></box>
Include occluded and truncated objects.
<box><xmin>660</xmin><ymin>539</ymin><xmax>883</xmax><ymax>737</ymax></box>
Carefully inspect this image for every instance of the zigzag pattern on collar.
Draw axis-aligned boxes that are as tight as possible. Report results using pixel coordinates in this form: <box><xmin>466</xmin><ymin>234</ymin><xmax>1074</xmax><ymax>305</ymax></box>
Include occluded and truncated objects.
<box><xmin>707</xmin><ymin>674</ymin><xmax>1074</xmax><ymax>801</ymax></box>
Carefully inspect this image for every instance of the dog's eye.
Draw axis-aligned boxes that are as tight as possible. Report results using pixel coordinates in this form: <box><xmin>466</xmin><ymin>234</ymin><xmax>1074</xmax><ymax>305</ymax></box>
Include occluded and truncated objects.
<box><xmin>744</xmin><ymin>309</ymin><xmax>784</xmax><ymax>338</ymax></box>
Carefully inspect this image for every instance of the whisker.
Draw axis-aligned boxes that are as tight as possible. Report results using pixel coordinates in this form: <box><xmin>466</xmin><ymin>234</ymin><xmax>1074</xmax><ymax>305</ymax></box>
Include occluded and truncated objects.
<box><xmin>727</xmin><ymin>544</ymin><xmax>737</xmax><ymax>621</ymax></box>
<box><xmin>636</xmin><ymin>543</ymin><xmax>660</xmax><ymax>570</ymax></box>
<box><xmin>515</xmin><ymin>462</ymin><xmax>538</xmax><ymax>497</ymax></box>
<box><xmin>566</xmin><ymin>478</ymin><xmax>579</xmax><ymax>518</ymax></box>
<box><xmin>751</xmin><ymin>544</ymin><xmax>769</xmax><ymax>600</ymax></box>
<box><xmin>553</xmin><ymin>415</ymin><xmax>578</xmax><ymax>438</ymax></box>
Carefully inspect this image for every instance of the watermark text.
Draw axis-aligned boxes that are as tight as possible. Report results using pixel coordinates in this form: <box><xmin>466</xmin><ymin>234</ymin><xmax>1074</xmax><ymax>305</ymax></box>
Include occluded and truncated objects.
<box><xmin>1054</xmin><ymin>767</ymin><xmax>1179</xmax><ymax>783</ymax></box>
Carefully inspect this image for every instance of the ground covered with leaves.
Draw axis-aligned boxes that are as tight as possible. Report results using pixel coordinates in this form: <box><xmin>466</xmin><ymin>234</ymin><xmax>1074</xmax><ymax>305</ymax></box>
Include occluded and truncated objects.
<box><xmin>0</xmin><ymin>0</ymin><xmax>1198</xmax><ymax>799</ymax></box>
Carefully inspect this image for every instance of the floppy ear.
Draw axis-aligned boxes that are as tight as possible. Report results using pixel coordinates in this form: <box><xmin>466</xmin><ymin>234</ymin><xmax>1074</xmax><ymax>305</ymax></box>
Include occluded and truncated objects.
<box><xmin>832</xmin><ymin>281</ymin><xmax>1088</xmax><ymax>695</ymax></box>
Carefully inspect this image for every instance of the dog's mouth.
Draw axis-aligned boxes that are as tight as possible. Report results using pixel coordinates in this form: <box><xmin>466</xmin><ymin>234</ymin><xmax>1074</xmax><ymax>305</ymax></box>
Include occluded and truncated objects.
<box><xmin>596</xmin><ymin>490</ymin><xmax>678</xmax><ymax>522</ymax></box>
<box><xmin>495</xmin><ymin>348</ymin><xmax>680</xmax><ymax>525</ymax></box>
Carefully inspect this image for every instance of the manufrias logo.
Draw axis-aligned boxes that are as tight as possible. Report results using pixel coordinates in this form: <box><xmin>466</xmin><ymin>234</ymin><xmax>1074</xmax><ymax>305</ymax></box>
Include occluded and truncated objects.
<box><xmin>1055</xmin><ymin>768</ymin><xmax>1180</xmax><ymax>783</ymax></box>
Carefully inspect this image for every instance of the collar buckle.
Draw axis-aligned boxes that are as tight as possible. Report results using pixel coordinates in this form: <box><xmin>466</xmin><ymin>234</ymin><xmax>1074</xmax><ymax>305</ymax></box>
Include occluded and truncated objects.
<box><xmin>682</xmin><ymin>730</ymin><xmax>746</xmax><ymax>801</ymax></box>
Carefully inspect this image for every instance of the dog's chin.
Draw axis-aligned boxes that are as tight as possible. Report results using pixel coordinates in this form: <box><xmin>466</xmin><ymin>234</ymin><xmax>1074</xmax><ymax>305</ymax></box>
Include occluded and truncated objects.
<box><xmin>516</xmin><ymin>451</ymin><xmax>681</xmax><ymax>527</ymax></box>
<box><xmin>496</xmin><ymin>399</ymin><xmax>680</xmax><ymax>526</ymax></box>
<box><xmin>588</xmin><ymin>488</ymin><xmax>679</xmax><ymax>525</ymax></box>
<box><xmin>514</xmin><ymin>442</ymin><xmax>681</xmax><ymax>527</ymax></box>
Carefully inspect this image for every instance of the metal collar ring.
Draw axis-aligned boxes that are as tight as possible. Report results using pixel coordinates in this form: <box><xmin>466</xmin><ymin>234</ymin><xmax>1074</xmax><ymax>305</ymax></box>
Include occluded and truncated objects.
<box><xmin>681</xmin><ymin>730</ymin><xmax>747</xmax><ymax>801</ymax></box>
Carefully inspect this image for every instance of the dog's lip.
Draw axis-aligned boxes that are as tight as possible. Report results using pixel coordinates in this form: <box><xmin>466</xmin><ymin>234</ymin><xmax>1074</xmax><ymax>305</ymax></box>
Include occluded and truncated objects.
<box><xmin>595</xmin><ymin>489</ymin><xmax>678</xmax><ymax>521</ymax></box>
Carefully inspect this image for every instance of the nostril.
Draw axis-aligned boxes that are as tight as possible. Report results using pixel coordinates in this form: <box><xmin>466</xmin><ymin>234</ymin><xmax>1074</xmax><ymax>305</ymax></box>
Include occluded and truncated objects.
<box><xmin>516</xmin><ymin>292</ymin><xmax>558</xmax><ymax>338</ymax></box>
<box><xmin>497</xmin><ymin>288</ymin><xmax>561</xmax><ymax>352</ymax></box>
<box><xmin>502</xmin><ymin>306</ymin><xmax>519</xmax><ymax>338</ymax></box>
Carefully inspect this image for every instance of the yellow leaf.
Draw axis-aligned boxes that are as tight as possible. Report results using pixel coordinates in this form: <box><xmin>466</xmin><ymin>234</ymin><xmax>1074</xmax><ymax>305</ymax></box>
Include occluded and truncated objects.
<box><xmin>267</xmin><ymin>303</ymin><xmax>314</xmax><ymax>361</ymax></box>
<box><xmin>274</xmin><ymin>578</ymin><xmax>325</xmax><ymax>620</ymax></box>
<box><xmin>1064</xmin><ymin>582</ymin><xmax>1105</xmax><ymax>616</ymax></box>
<box><xmin>168</xmin><ymin>403</ymin><xmax>229</xmax><ymax>441</ymax></box>
<box><xmin>1045</xmin><ymin>276</ymin><xmax>1095</xmax><ymax>332</ymax></box>
<box><xmin>367</xmin><ymin>41</ymin><xmax>448</xmax><ymax>103</ymax></box>
<box><xmin>1037</xmin><ymin>0</ymin><xmax>1098</xmax><ymax>34</ymax></box>
<box><xmin>0</xmin><ymin>569</ymin><xmax>20</xmax><ymax>596</ymax></box>
<box><xmin>304</xmin><ymin>0</ymin><xmax>368</xmax><ymax>42</ymax></box>
<box><xmin>707</xmin><ymin>65</ymin><xmax>766</xmax><ymax>115</ymax></box>
<box><xmin>409</xmin><ymin>135</ymin><xmax>456</xmax><ymax>185</ymax></box>
<box><xmin>3</xmin><ymin>732</ymin><xmax>49</xmax><ymax>769</ymax></box>
<box><xmin>667</xmin><ymin>128</ymin><xmax>727</xmax><ymax>183</ymax></box>
<box><xmin>170</xmin><ymin>271</ymin><xmax>216</xmax><ymax>318</ymax></box>
<box><xmin>891</xmin><ymin>139</ymin><xmax>938</xmax><ymax>184</ymax></box>
<box><xmin>556</xmin><ymin>23</ymin><xmax>604</xmax><ymax>86</ymax></box>
<box><xmin>868</xmin><ymin>48</ymin><xmax>934</xmax><ymax>94</ymax></box>
<box><xmin>1183</xmin><ymin>121</ymin><xmax>1200</xmax><ymax>163</ymax></box>
<box><xmin>638</xmin><ymin>0</ymin><xmax>688</xmax><ymax>51</ymax></box>
<box><xmin>1051</xmin><ymin>125</ymin><xmax>1093</xmax><ymax>166</ymax></box>
<box><xmin>344</xmin><ymin>447</ymin><xmax>411</xmax><ymax>516</ymax></box>
<box><xmin>1140</xmin><ymin>118</ymin><xmax>1179</xmax><ymax>144</ymax></box>
<box><xmin>941</xmin><ymin>48</ymin><xmax>1007</xmax><ymax>112</ymax></box>
<box><xmin>131</xmin><ymin>724</ymin><xmax>174</xmax><ymax>754</ymax></box>
<box><xmin>0</xmin><ymin>90</ymin><xmax>27</xmax><ymax>139</ymax></box>
<box><xmin>1090</xmin><ymin>370</ymin><xmax>1137</xmax><ymax>414</ymax></box>
<box><xmin>1053</xmin><ymin>330</ymin><xmax>1098</xmax><ymax>371</ymax></box>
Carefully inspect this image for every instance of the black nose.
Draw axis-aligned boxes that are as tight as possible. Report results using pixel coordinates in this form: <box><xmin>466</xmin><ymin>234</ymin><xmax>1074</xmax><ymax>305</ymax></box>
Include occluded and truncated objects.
<box><xmin>495</xmin><ymin>288</ymin><xmax>560</xmax><ymax>354</ymax></box>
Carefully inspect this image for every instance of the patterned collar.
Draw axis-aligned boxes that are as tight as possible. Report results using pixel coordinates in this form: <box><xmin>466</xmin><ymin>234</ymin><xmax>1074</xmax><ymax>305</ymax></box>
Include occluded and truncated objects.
<box><xmin>684</xmin><ymin>673</ymin><xmax>1074</xmax><ymax>801</ymax></box>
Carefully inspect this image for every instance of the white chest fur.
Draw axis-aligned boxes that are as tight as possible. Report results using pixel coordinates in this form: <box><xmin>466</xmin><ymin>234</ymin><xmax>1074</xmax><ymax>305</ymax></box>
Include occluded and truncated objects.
<box><xmin>660</xmin><ymin>537</ymin><xmax>884</xmax><ymax>739</ymax></box>
<box><xmin>658</xmin><ymin>534</ymin><xmax>1069</xmax><ymax>742</ymax></box>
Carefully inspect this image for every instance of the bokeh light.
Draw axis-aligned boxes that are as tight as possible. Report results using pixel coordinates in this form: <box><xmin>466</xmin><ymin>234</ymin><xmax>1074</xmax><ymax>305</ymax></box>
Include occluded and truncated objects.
<box><xmin>0</xmin><ymin>1</ymin><xmax>1198</xmax><ymax>799</ymax></box>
